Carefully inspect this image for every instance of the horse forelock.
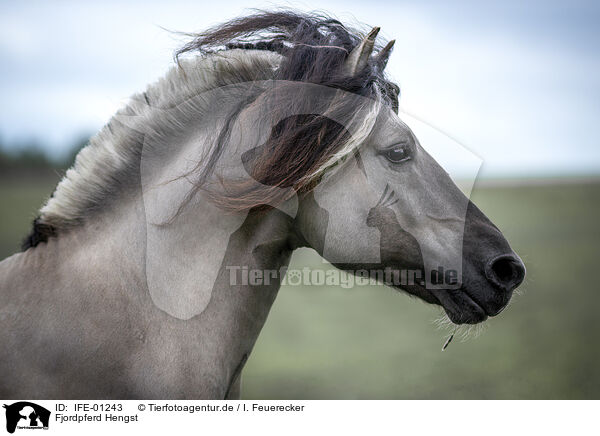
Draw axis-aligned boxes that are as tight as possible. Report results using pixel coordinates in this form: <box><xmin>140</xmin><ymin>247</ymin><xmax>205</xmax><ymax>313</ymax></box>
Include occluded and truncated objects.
<box><xmin>23</xmin><ymin>10</ymin><xmax>399</xmax><ymax>249</ymax></box>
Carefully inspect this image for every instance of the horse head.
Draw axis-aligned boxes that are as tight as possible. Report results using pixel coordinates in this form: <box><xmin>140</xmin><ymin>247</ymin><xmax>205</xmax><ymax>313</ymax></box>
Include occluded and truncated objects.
<box><xmin>288</xmin><ymin>26</ymin><xmax>526</xmax><ymax>324</ymax></box>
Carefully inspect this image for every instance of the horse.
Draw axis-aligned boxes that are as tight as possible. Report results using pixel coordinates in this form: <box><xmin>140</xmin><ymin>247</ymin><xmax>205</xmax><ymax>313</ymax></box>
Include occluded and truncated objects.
<box><xmin>0</xmin><ymin>11</ymin><xmax>525</xmax><ymax>399</ymax></box>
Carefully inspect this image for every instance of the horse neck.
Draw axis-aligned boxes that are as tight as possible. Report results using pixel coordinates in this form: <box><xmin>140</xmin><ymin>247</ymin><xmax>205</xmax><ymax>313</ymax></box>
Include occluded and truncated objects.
<box><xmin>12</xmin><ymin>153</ymin><xmax>295</xmax><ymax>325</ymax></box>
<box><xmin>15</xmin><ymin>172</ymin><xmax>298</xmax><ymax>312</ymax></box>
<box><xmin>0</xmin><ymin>195</ymin><xmax>298</xmax><ymax>397</ymax></box>
<box><xmin>1</xmin><ymin>72</ymin><xmax>306</xmax><ymax>393</ymax></box>
<box><xmin>1</xmin><ymin>185</ymin><xmax>148</xmax><ymax>296</ymax></box>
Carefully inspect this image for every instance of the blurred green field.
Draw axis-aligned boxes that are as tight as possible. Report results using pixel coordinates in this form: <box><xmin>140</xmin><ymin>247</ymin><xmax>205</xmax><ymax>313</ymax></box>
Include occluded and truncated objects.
<box><xmin>1</xmin><ymin>177</ymin><xmax>599</xmax><ymax>398</ymax></box>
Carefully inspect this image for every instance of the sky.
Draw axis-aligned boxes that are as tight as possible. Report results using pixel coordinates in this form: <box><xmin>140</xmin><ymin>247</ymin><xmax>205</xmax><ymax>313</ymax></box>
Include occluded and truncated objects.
<box><xmin>0</xmin><ymin>0</ymin><xmax>599</xmax><ymax>177</ymax></box>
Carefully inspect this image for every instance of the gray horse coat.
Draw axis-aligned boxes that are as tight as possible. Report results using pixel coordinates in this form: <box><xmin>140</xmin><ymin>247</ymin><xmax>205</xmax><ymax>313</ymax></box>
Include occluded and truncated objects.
<box><xmin>0</xmin><ymin>12</ymin><xmax>524</xmax><ymax>399</ymax></box>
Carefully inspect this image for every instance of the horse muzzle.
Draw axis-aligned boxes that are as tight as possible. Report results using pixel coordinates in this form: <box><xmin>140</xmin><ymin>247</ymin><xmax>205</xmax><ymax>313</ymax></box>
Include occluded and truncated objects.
<box><xmin>436</xmin><ymin>202</ymin><xmax>527</xmax><ymax>324</ymax></box>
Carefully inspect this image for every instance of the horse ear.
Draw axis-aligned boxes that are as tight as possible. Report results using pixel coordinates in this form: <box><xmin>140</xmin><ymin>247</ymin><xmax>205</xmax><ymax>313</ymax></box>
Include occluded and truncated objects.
<box><xmin>343</xmin><ymin>27</ymin><xmax>380</xmax><ymax>76</ymax></box>
<box><xmin>374</xmin><ymin>40</ymin><xmax>395</xmax><ymax>71</ymax></box>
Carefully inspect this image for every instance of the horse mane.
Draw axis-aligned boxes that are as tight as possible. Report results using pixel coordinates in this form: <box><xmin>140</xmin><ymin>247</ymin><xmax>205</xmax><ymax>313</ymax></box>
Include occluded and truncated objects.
<box><xmin>23</xmin><ymin>10</ymin><xmax>399</xmax><ymax>250</ymax></box>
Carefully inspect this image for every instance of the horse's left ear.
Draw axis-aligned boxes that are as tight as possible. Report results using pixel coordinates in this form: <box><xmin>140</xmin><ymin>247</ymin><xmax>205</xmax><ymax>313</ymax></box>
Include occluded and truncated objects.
<box><xmin>343</xmin><ymin>27</ymin><xmax>395</xmax><ymax>76</ymax></box>
<box><xmin>343</xmin><ymin>26</ymin><xmax>380</xmax><ymax>76</ymax></box>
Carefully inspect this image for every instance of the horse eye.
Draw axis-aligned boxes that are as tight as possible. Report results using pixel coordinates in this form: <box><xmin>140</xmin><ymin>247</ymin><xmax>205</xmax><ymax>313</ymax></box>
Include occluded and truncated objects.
<box><xmin>384</xmin><ymin>146</ymin><xmax>409</xmax><ymax>163</ymax></box>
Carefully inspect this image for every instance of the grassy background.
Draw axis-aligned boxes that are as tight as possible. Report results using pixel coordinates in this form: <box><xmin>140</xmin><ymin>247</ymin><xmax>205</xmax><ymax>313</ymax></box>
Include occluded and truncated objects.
<box><xmin>1</xmin><ymin>176</ymin><xmax>599</xmax><ymax>398</ymax></box>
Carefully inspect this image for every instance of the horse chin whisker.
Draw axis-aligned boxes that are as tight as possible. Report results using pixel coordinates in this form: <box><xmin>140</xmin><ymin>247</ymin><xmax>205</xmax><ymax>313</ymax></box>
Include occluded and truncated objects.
<box><xmin>432</xmin><ymin>310</ymin><xmax>489</xmax><ymax>347</ymax></box>
<box><xmin>513</xmin><ymin>285</ymin><xmax>527</xmax><ymax>297</ymax></box>
<box><xmin>432</xmin><ymin>311</ymin><xmax>454</xmax><ymax>331</ymax></box>
<box><xmin>458</xmin><ymin>323</ymin><xmax>487</xmax><ymax>342</ymax></box>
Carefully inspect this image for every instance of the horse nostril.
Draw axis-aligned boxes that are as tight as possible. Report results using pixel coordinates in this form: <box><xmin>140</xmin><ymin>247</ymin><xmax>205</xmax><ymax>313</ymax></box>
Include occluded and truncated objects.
<box><xmin>485</xmin><ymin>254</ymin><xmax>526</xmax><ymax>292</ymax></box>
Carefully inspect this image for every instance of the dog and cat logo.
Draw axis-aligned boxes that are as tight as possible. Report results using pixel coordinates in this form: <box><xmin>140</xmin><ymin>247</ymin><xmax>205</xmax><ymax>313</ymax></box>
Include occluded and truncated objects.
<box><xmin>2</xmin><ymin>402</ymin><xmax>50</xmax><ymax>433</ymax></box>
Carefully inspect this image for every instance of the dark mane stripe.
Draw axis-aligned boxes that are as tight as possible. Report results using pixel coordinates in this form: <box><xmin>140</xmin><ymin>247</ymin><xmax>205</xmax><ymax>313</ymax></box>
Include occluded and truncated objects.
<box><xmin>22</xmin><ymin>218</ymin><xmax>57</xmax><ymax>250</ymax></box>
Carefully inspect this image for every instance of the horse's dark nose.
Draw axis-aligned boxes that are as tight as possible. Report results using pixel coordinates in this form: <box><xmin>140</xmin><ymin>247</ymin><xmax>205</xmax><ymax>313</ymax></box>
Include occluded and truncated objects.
<box><xmin>485</xmin><ymin>254</ymin><xmax>526</xmax><ymax>292</ymax></box>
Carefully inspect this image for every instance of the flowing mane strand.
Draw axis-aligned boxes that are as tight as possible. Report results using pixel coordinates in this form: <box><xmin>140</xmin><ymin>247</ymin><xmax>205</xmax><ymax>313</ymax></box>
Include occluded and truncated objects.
<box><xmin>23</xmin><ymin>10</ymin><xmax>400</xmax><ymax>249</ymax></box>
